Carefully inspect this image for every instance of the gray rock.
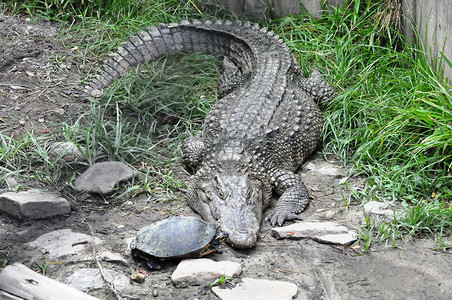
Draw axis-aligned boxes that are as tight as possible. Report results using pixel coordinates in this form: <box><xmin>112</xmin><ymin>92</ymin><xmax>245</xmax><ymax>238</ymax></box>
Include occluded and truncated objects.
<box><xmin>27</xmin><ymin>229</ymin><xmax>103</xmax><ymax>260</ymax></box>
<box><xmin>342</xmin><ymin>209</ymin><xmax>366</xmax><ymax>228</ymax></box>
<box><xmin>0</xmin><ymin>226</ymin><xmax>6</xmax><ymax>239</ymax></box>
<box><xmin>99</xmin><ymin>251</ymin><xmax>129</xmax><ymax>266</ymax></box>
<box><xmin>48</xmin><ymin>142</ymin><xmax>86</xmax><ymax>163</ymax></box>
<box><xmin>324</xmin><ymin>210</ymin><xmax>336</xmax><ymax>220</ymax></box>
<box><xmin>272</xmin><ymin>221</ymin><xmax>357</xmax><ymax>246</ymax></box>
<box><xmin>125</xmin><ymin>237</ymin><xmax>134</xmax><ymax>252</ymax></box>
<box><xmin>0</xmin><ymin>189</ymin><xmax>70</xmax><ymax>220</ymax></box>
<box><xmin>363</xmin><ymin>201</ymin><xmax>395</xmax><ymax>216</ymax></box>
<box><xmin>4</xmin><ymin>176</ymin><xmax>17</xmax><ymax>190</ymax></box>
<box><xmin>65</xmin><ymin>268</ymin><xmax>130</xmax><ymax>292</ymax></box>
<box><xmin>74</xmin><ymin>161</ymin><xmax>136</xmax><ymax>194</ymax></box>
<box><xmin>304</xmin><ymin>160</ymin><xmax>344</xmax><ymax>177</ymax></box>
<box><xmin>212</xmin><ymin>278</ymin><xmax>298</xmax><ymax>300</ymax></box>
<box><xmin>172</xmin><ymin>258</ymin><xmax>242</xmax><ymax>287</ymax></box>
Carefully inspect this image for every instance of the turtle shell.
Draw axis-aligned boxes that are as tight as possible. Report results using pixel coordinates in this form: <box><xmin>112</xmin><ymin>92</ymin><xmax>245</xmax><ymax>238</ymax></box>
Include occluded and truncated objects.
<box><xmin>130</xmin><ymin>216</ymin><xmax>216</xmax><ymax>258</ymax></box>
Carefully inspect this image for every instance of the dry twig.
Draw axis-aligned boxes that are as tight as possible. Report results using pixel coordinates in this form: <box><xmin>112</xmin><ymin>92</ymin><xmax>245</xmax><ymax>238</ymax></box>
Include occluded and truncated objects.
<box><xmin>85</xmin><ymin>222</ymin><xmax>124</xmax><ymax>300</ymax></box>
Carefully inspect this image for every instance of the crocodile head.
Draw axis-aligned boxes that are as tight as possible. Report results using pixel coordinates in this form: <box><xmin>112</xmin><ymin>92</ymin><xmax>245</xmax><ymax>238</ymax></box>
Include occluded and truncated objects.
<box><xmin>196</xmin><ymin>174</ymin><xmax>263</xmax><ymax>248</ymax></box>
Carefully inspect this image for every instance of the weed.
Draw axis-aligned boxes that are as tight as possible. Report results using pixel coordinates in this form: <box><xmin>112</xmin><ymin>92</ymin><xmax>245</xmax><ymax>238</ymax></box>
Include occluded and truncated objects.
<box><xmin>64</xmin><ymin>53</ymin><xmax>221</xmax><ymax>195</ymax></box>
<box><xmin>41</xmin><ymin>258</ymin><xmax>48</xmax><ymax>276</ymax></box>
<box><xmin>0</xmin><ymin>249</ymin><xmax>9</xmax><ymax>268</ymax></box>
<box><xmin>273</xmin><ymin>2</ymin><xmax>451</xmax><ymax>240</ymax></box>
<box><xmin>209</xmin><ymin>274</ymin><xmax>231</xmax><ymax>288</ymax></box>
<box><xmin>392</xmin><ymin>200</ymin><xmax>452</xmax><ymax>237</ymax></box>
<box><xmin>356</xmin><ymin>225</ymin><xmax>374</xmax><ymax>253</ymax></box>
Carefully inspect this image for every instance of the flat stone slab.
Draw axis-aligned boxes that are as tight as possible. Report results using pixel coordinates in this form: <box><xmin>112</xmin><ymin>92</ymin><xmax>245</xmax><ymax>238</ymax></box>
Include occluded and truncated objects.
<box><xmin>99</xmin><ymin>251</ymin><xmax>129</xmax><ymax>266</ymax></box>
<box><xmin>0</xmin><ymin>189</ymin><xmax>70</xmax><ymax>220</ymax></box>
<box><xmin>0</xmin><ymin>263</ymin><xmax>99</xmax><ymax>300</ymax></box>
<box><xmin>212</xmin><ymin>278</ymin><xmax>298</xmax><ymax>300</ymax></box>
<box><xmin>172</xmin><ymin>258</ymin><xmax>242</xmax><ymax>287</ymax></box>
<box><xmin>304</xmin><ymin>160</ymin><xmax>344</xmax><ymax>177</ymax></box>
<box><xmin>27</xmin><ymin>229</ymin><xmax>103</xmax><ymax>260</ymax></box>
<box><xmin>272</xmin><ymin>221</ymin><xmax>357</xmax><ymax>245</ymax></box>
<box><xmin>363</xmin><ymin>201</ymin><xmax>395</xmax><ymax>216</ymax></box>
<box><xmin>65</xmin><ymin>268</ymin><xmax>130</xmax><ymax>292</ymax></box>
<box><xmin>74</xmin><ymin>161</ymin><xmax>136</xmax><ymax>194</ymax></box>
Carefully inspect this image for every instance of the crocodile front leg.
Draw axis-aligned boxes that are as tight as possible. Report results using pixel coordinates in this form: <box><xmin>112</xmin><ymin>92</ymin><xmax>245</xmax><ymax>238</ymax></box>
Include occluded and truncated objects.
<box><xmin>266</xmin><ymin>169</ymin><xmax>310</xmax><ymax>226</ymax></box>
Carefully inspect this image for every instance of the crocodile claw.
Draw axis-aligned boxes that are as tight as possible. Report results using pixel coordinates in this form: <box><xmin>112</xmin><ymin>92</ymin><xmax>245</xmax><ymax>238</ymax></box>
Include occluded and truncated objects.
<box><xmin>265</xmin><ymin>211</ymin><xmax>301</xmax><ymax>227</ymax></box>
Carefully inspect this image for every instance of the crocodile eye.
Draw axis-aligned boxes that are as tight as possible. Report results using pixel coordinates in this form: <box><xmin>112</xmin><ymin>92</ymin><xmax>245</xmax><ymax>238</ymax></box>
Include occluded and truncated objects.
<box><xmin>213</xmin><ymin>186</ymin><xmax>227</xmax><ymax>200</ymax></box>
<box><xmin>242</xmin><ymin>187</ymin><xmax>252</xmax><ymax>199</ymax></box>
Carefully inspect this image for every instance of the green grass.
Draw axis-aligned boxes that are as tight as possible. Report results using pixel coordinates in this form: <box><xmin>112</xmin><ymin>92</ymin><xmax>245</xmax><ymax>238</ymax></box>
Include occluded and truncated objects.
<box><xmin>0</xmin><ymin>132</ymin><xmax>64</xmax><ymax>190</ymax></box>
<box><xmin>67</xmin><ymin>53</ymin><xmax>222</xmax><ymax>198</ymax></box>
<box><xmin>209</xmin><ymin>274</ymin><xmax>231</xmax><ymax>288</ymax></box>
<box><xmin>0</xmin><ymin>0</ymin><xmax>450</xmax><ymax>244</ymax></box>
<box><xmin>0</xmin><ymin>249</ymin><xmax>8</xmax><ymax>269</ymax></box>
<box><xmin>267</xmin><ymin>2</ymin><xmax>450</xmax><ymax>244</ymax></box>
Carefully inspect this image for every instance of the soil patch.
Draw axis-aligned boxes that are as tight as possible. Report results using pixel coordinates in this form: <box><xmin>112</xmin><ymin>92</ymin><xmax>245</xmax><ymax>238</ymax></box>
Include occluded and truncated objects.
<box><xmin>0</xmin><ymin>14</ymin><xmax>90</xmax><ymax>137</ymax></box>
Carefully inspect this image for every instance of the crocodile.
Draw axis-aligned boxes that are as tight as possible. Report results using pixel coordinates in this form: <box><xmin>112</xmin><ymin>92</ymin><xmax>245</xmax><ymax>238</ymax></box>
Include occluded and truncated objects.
<box><xmin>86</xmin><ymin>20</ymin><xmax>334</xmax><ymax>248</ymax></box>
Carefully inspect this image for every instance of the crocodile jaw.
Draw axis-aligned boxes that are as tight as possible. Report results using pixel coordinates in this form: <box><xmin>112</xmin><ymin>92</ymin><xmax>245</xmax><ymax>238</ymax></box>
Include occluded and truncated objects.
<box><xmin>197</xmin><ymin>174</ymin><xmax>263</xmax><ymax>248</ymax></box>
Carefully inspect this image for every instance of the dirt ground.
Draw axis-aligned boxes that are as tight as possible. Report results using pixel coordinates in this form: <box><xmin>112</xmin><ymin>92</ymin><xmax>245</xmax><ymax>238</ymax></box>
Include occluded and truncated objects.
<box><xmin>0</xmin><ymin>13</ymin><xmax>89</xmax><ymax>138</ymax></box>
<box><xmin>0</xmin><ymin>13</ymin><xmax>451</xmax><ymax>300</ymax></box>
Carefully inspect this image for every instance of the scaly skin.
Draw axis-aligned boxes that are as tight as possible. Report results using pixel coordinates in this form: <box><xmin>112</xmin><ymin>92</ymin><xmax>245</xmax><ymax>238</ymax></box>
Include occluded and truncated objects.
<box><xmin>86</xmin><ymin>20</ymin><xmax>334</xmax><ymax>248</ymax></box>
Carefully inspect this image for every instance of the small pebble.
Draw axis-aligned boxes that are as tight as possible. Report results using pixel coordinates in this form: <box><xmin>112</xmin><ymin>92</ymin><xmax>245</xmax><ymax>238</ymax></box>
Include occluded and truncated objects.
<box><xmin>153</xmin><ymin>289</ymin><xmax>158</xmax><ymax>297</ymax></box>
<box><xmin>324</xmin><ymin>210</ymin><xmax>335</xmax><ymax>219</ymax></box>
<box><xmin>130</xmin><ymin>272</ymin><xmax>145</xmax><ymax>283</ymax></box>
<box><xmin>90</xmin><ymin>89</ymin><xmax>103</xmax><ymax>98</ymax></box>
<box><xmin>5</xmin><ymin>177</ymin><xmax>17</xmax><ymax>190</ymax></box>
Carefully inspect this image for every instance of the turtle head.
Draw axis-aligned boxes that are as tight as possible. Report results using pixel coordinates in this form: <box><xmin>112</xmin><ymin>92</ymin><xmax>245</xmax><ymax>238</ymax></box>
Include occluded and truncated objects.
<box><xmin>212</xmin><ymin>231</ymin><xmax>229</xmax><ymax>247</ymax></box>
<box><xmin>196</xmin><ymin>174</ymin><xmax>263</xmax><ymax>248</ymax></box>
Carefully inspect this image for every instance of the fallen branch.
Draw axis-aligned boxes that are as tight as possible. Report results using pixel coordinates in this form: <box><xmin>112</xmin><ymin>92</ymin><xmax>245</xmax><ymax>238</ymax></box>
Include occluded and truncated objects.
<box><xmin>84</xmin><ymin>222</ymin><xmax>124</xmax><ymax>300</ymax></box>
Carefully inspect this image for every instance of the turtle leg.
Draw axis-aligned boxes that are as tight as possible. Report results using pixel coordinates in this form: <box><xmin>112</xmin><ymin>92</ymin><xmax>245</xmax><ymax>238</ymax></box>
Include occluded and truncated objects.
<box><xmin>199</xmin><ymin>246</ymin><xmax>216</xmax><ymax>257</ymax></box>
<box><xmin>133</xmin><ymin>250</ymin><xmax>163</xmax><ymax>270</ymax></box>
<box><xmin>145</xmin><ymin>259</ymin><xmax>162</xmax><ymax>270</ymax></box>
<box><xmin>199</xmin><ymin>232</ymin><xmax>228</xmax><ymax>256</ymax></box>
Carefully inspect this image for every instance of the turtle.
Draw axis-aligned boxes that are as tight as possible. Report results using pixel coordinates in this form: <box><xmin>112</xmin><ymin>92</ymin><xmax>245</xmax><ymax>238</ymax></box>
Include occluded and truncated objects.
<box><xmin>130</xmin><ymin>216</ymin><xmax>228</xmax><ymax>270</ymax></box>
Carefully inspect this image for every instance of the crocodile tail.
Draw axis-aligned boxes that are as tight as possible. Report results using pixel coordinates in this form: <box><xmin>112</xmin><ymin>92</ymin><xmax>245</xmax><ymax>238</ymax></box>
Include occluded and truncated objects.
<box><xmin>85</xmin><ymin>19</ymin><xmax>269</xmax><ymax>94</ymax></box>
